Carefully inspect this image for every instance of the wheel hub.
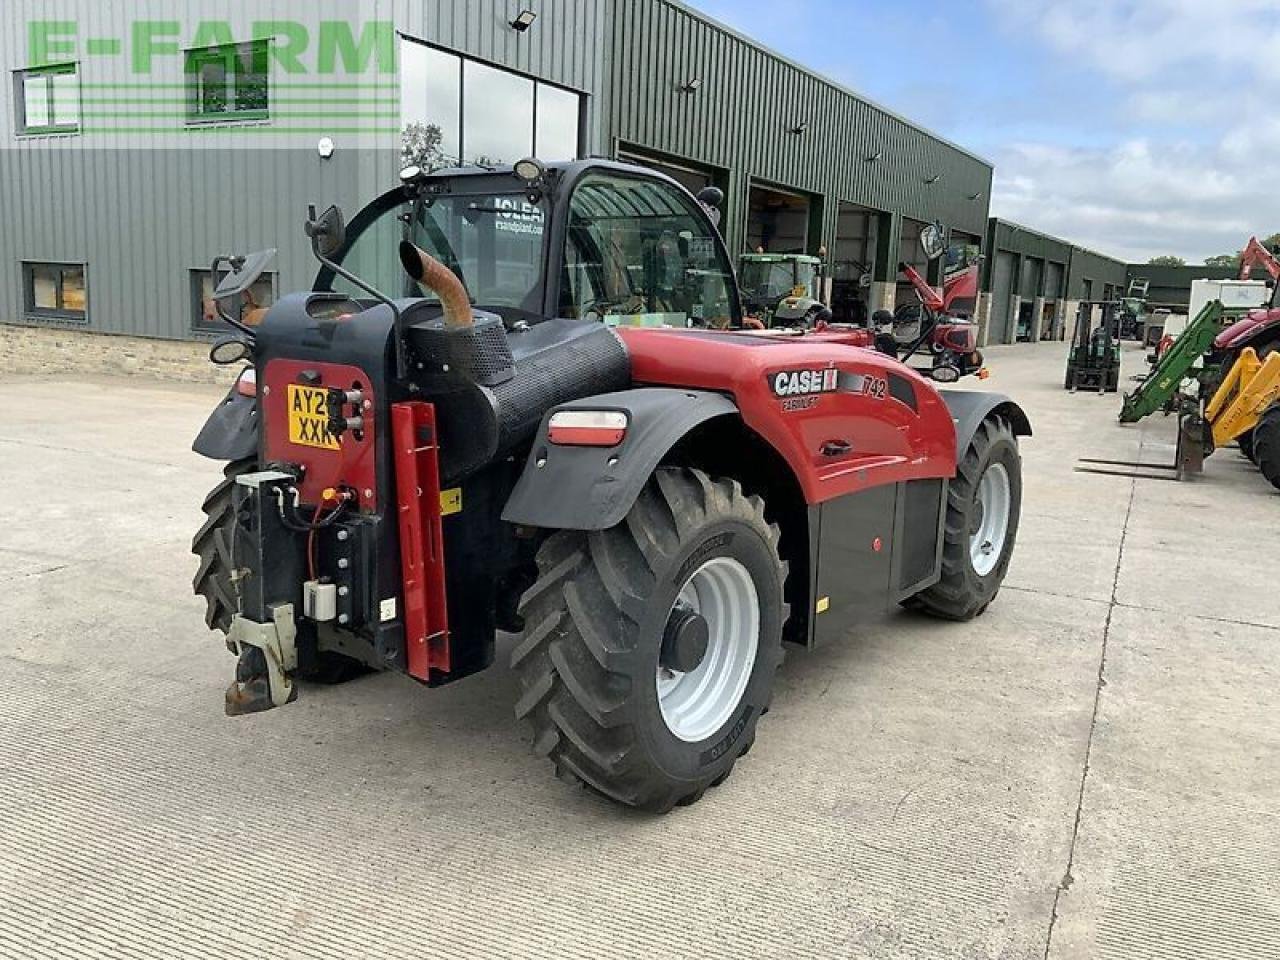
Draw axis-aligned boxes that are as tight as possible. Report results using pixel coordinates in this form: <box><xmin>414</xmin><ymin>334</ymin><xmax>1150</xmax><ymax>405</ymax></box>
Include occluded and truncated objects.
<box><xmin>661</xmin><ymin>604</ymin><xmax>710</xmax><ymax>674</ymax></box>
<box><xmin>969</xmin><ymin>462</ymin><xmax>1011</xmax><ymax>577</ymax></box>
<box><xmin>656</xmin><ymin>556</ymin><xmax>761</xmax><ymax>743</ymax></box>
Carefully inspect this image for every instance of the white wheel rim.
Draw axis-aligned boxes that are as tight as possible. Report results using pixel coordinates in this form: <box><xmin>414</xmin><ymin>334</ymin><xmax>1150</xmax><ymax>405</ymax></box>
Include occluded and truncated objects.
<box><xmin>970</xmin><ymin>462</ymin><xmax>1011</xmax><ymax>577</ymax></box>
<box><xmin>657</xmin><ymin>557</ymin><xmax>760</xmax><ymax>743</ymax></box>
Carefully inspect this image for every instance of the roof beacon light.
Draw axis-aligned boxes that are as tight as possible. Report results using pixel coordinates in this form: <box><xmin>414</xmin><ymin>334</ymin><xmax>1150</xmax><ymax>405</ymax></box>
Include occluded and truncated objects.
<box><xmin>547</xmin><ymin>409</ymin><xmax>628</xmax><ymax>447</ymax></box>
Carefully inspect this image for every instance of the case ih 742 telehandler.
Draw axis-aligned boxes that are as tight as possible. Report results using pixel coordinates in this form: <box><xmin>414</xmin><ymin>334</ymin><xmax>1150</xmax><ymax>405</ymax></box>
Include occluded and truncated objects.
<box><xmin>192</xmin><ymin>158</ymin><xmax>1030</xmax><ymax>812</ymax></box>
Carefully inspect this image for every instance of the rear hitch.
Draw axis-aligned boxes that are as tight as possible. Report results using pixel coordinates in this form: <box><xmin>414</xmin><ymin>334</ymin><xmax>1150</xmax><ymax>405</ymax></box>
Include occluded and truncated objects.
<box><xmin>225</xmin><ymin>604</ymin><xmax>299</xmax><ymax>716</ymax></box>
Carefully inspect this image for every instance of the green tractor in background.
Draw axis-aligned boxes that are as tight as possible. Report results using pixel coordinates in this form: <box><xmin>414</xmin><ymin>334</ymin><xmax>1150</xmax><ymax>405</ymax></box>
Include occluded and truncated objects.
<box><xmin>738</xmin><ymin>252</ymin><xmax>832</xmax><ymax>327</ymax></box>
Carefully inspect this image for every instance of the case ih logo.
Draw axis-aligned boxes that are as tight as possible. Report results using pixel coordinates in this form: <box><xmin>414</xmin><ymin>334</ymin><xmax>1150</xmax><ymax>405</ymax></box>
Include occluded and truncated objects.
<box><xmin>769</xmin><ymin>368</ymin><xmax>838</xmax><ymax>397</ymax></box>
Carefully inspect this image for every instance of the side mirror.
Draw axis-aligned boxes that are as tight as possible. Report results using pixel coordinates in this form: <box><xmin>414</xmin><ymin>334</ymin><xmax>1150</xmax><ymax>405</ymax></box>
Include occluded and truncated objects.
<box><xmin>696</xmin><ymin>186</ymin><xmax>724</xmax><ymax>230</ymax></box>
<box><xmin>305</xmin><ymin>204</ymin><xmax>347</xmax><ymax>259</ymax></box>
<box><xmin>920</xmin><ymin>223</ymin><xmax>945</xmax><ymax>261</ymax></box>
<box><xmin>209</xmin><ymin>335</ymin><xmax>251</xmax><ymax>365</ymax></box>
<box><xmin>213</xmin><ymin>249</ymin><xmax>276</xmax><ymax>302</ymax></box>
<box><xmin>696</xmin><ymin>186</ymin><xmax>724</xmax><ymax>210</ymax></box>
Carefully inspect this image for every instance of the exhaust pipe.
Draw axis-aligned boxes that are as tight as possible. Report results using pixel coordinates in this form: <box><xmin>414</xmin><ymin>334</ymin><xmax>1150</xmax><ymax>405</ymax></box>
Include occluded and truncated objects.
<box><xmin>399</xmin><ymin>242</ymin><xmax>474</xmax><ymax>330</ymax></box>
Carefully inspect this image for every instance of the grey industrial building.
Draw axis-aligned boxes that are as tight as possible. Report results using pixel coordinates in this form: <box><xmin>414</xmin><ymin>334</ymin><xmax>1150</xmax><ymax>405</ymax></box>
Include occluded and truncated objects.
<box><xmin>1</xmin><ymin>0</ymin><xmax>1143</xmax><ymax>368</ymax></box>
<box><xmin>980</xmin><ymin>218</ymin><xmax>1128</xmax><ymax>345</ymax></box>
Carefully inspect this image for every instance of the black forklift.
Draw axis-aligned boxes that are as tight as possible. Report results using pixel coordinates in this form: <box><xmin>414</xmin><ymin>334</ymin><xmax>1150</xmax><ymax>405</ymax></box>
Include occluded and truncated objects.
<box><xmin>1064</xmin><ymin>300</ymin><xmax>1122</xmax><ymax>392</ymax></box>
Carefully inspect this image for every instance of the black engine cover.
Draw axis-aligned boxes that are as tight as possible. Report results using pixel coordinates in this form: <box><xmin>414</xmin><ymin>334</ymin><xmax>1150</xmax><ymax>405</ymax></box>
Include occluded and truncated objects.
<box><xmin>405</xmin><ymin>309</ymin><xmax>631</xmax><ymax>484</ymax></box>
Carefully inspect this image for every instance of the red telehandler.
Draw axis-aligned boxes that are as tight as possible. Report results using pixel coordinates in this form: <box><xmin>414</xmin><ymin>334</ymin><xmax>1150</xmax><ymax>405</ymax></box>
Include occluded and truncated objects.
<box><xmin>191</xmin><ymin>158</ymin><xmax>1030</xmax><ymax>812</ymax></box>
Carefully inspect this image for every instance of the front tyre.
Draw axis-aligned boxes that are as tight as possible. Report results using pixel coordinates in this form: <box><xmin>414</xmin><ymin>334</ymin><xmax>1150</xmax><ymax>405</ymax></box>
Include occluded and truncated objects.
<box><xmin>1253</xmin><ymin>403</ymin><xmax>1280</xmax><ymax>491</ymax></box>
<box><xmin>513</xmin><ymin>468</ymin><xmax>788</xmax><ymax>812</ymax></box>
<box><xmin>907</xmin><ymin>417</ymin><xmax>1022</xmax><ymax>620</ymax></box>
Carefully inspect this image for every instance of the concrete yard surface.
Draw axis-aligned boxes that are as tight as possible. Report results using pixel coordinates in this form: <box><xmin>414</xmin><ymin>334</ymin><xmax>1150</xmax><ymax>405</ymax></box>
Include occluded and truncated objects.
<box><xmin>1</xmin><ymin>342</ymin><xmax>1277</xmax><ymax>959</ymax></box>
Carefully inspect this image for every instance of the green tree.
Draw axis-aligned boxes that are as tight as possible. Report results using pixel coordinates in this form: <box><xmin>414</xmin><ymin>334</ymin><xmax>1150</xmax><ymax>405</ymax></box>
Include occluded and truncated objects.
<box><xmin>1204</xmin><ymin>253</ymin><xmax>1239</xmax><ymax>268</ymax></box>
<box><xmin>1147</xmin><ymin>255</ymin><xmax>1186</xmax><ymax>266</ymax></box>
<box><xmin>1201</xmin><ymin>232</ymin><xmax>1280</xmax><ymax>268</ymax></box>
<box><xmin>400</xmin><ymin>122</ymin><xmax>447</xmax><ymax>170</ymax></box>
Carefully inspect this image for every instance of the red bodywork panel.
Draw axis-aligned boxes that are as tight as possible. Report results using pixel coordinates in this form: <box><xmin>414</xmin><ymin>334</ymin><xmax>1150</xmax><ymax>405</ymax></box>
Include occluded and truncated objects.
<box><xmin>616</xmin><ymin>328</ymin><xmax>957</xmax><ymax>504</ymax></box>
<box><xmin>391</xmin><ymin>403</ymin><xmax>450</xmax><ymax>681</ymax></box>
<box><xmin>943</xmin><ymin>265</ymin><xmax>980</xmax><ymax>311</ymax></box>
<box><xmin>261</xmin><ymin>359</ymin><xmax>379</xmax><ymax>511</ymax></box>
<box><xmin>938</xmin><ymin>323</ymin><xmax>979</xmax><ymax>352</ymax></box>
<box><xmin>1214</xmin><ymin>308</ymin><xmax>1280</xmax><ymax>350</ymax></box>
<box><xmin>792</xmin><ymin>326</ymin><xmax>875</xmax><ymax>349</ymax></box>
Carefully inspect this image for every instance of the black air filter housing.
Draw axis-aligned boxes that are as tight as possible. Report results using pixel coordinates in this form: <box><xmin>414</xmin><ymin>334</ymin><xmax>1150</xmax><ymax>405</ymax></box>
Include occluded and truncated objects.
<box><xmin>407</xmin><ymin>312</ymin><xmax>514</xmax><ymax>388</ymax></box>
<box><xmin>404</xmin><ymin>308</ymin><xmax>630</xmax><ymax>484</ymax></box>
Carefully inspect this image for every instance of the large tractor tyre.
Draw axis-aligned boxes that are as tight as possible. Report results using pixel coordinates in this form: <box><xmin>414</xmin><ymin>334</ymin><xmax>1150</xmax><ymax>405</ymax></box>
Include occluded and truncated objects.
<box><xmin>1253</xmin><ymin>404</ymin><xmax>1280</xmax><ymax>492</ymax></box>
<box><xmin>906</xmin><ymin>417</ymin><xmax>1022</xmax><ymax>621</ymax></box>
<box><xmin>191</xmin><ymin>460</ymin><xmax>367</xmax><ymax>684</ymax></box>
<box><xmin>514</xmin><ymin>467</ymin><xmax>788</xmax><ymax>813</ymax></box>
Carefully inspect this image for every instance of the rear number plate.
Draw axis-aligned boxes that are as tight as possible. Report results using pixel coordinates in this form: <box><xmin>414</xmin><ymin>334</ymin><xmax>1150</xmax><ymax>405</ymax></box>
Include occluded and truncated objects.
<box><xmin>287</xmin><ymin>384</ymin><xmax>339</xmax><ymax>450</ymax></box>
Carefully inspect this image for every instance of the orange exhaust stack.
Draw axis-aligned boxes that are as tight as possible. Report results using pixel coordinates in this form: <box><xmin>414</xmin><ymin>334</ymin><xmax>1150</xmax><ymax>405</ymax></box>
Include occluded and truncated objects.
<box><xmin>399</xmin><ymin>242</ymin><xmax>474</xmax><ymax>329</ymax></box>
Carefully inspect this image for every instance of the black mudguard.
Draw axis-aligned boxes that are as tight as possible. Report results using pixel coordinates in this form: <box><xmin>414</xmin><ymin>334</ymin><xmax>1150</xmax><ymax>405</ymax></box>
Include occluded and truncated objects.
<box><xmin>193</xmin><ymin>381</ymin><xmax>258</xmax><ymax>462</ymax></box>
<box><xmin>939</xmin><ymin>390</ymin><xmax>1032</xmax><ymax>455</ymax></box>
<box><xmin>502</xmin><ymin>388</ymin><xmax>738</xmax><ymax>531</ymax></box>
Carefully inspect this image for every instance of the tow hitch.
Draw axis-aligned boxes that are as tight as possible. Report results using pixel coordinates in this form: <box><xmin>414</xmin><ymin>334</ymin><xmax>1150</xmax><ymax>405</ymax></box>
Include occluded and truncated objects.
<box><xmin>225</xmin><ymin>605</ymin><xmax>299</xmax><ymax>715</ymax></box>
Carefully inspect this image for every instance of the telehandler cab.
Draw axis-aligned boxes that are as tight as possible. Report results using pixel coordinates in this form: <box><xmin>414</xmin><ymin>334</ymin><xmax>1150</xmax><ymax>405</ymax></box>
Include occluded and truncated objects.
<box><xmin>192</xmin><ymin>158</ymin><xmax>1030</xmax><ymax>812</ymax></box>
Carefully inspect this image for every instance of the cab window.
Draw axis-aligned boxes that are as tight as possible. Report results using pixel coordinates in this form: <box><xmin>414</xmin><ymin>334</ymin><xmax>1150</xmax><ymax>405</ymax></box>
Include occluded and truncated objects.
<box><xmin>561</xmin><ymin>173</ymin><xmax>737</xmax><ymax>328</ymax></box>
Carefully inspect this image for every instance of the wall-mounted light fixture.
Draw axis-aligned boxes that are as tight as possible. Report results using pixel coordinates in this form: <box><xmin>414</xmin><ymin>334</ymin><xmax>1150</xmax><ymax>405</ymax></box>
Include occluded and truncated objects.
<box><xmin>923</xmin><ymin>174</ymin><xmax>942</xmax><ymax>185</ymax></box>
<box><xmin>790</xmin><ymin>121</ymin><xmax>809</xmax><ymax>135</ymax></box>
<box><xmin>317</xmin><ymin>137</ymin><xmax>335</xmax><ymax>160</ymax></box>
<box><xmin>679</xmin><ymin>77</ymin><xmax>703</xmax><ymax>93</ymax></box>
<box><xmin>864</xmin><ymin>150</ymin><xmax>882</xmax><ymax>162</ymax></box>
<box><xmin>968</xmin><ymin>191</ymin><xmax>983</xmax><ymax>201</ymax></box>
<box><xmin>510</xmin><ymin>10</ymin><xmax>538</xmax><ymax>32</ymax></box>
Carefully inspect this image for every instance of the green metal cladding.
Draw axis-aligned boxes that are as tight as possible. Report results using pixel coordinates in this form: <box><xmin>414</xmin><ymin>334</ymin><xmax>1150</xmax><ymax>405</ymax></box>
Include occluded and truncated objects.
<box><xmin>604</xmin><ymin>0</ymin><xmax>994</xmax><ymax>258</ymax></box>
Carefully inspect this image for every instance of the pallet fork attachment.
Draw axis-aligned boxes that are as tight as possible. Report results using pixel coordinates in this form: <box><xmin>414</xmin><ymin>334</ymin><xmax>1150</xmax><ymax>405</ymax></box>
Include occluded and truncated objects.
<box><xmin>1077</xmin><ymin>412</ymin><xmax>1210</xmax><ymax>482</ymax></box>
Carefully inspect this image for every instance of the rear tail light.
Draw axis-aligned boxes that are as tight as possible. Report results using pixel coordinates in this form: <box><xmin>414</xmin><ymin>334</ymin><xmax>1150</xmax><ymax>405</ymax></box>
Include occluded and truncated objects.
<box><xmin>236</xmin><ymin>367</ymin><xmax>257</xmax><ymax>397</ymax></box>
<box><xmin>547</xmin><ymin>409</ymin><xmax>628</xmax><ymax>447</ymax></box>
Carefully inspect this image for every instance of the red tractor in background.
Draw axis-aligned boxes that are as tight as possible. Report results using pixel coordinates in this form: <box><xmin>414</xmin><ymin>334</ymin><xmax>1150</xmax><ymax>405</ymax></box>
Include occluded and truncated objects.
<box><xmin>191</xmin><ymin>158</ymin><xmax>1029</xmax><ymax>812</ymax></box>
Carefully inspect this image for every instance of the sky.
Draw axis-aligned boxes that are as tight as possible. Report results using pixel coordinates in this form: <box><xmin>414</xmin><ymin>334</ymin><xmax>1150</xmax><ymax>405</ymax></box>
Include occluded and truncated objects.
<box><xmin>686</xmin><ymin>0</ymin><xmax>1280</xmax><ymax>264</ymax></box>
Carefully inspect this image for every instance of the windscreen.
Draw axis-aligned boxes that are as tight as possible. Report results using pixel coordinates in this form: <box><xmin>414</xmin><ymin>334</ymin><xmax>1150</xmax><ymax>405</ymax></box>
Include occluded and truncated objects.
<box><xmin>330</xmin><ymin>188</ymin><xmax>547</xmax><ymax>318</ymax></box>
<box><xmin>794</xmin><ymin>261</ymin><xmax>818</xmax><ymax>297</ymax></box>
<box><xmin>741</xmin><ymin>261</ymin><xmax>797</xmax><ymax>300</ymax></box>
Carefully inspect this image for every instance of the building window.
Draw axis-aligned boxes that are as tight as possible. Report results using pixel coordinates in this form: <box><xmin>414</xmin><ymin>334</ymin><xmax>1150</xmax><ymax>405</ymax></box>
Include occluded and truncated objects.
<box><xmin>191</xmin><ymin>269</ymin><xmax>275</xmax><ymax>334</ymax></box>
<box><xmin>186</xmin><ymin>42</ymin><xmax>269</xmax><ymax>122</ymax></box>
<box><xmin>400</xmin><ymin>39</ymin><xmax>582</xmax><ymax>170</ymax></box>
<box><xmin>23</xmin><ymin>262</ymin><xmax>87</xmax><ymax>322</ymax></box>
<box><xmin>15</xmin><ymin>64</ymin><xmax>80</xmax><ymax>135</ymax></box>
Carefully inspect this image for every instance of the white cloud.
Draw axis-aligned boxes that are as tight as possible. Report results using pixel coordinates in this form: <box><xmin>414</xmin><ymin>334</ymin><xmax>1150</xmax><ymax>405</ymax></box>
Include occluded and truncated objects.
<box><xmin>985</xmin><ymin>0</ymin><xmax>1280</xmax><ymax>262</ymax></box>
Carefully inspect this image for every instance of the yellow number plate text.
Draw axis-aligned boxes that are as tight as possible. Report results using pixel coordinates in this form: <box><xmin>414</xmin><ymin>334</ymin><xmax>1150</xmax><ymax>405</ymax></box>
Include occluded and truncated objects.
<box><xmin>286</xmin><ymin>384</ymin><xmax>339</xmax><ymax>450</ymax></box>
